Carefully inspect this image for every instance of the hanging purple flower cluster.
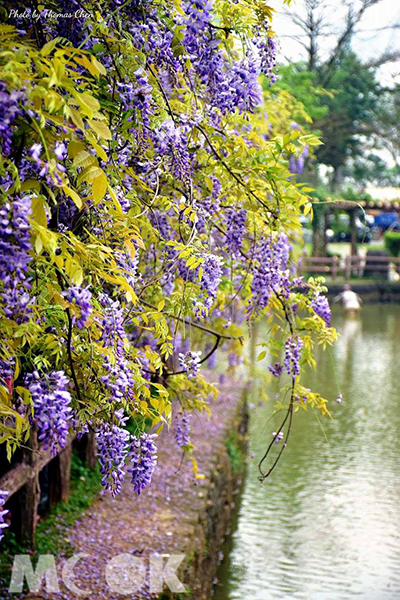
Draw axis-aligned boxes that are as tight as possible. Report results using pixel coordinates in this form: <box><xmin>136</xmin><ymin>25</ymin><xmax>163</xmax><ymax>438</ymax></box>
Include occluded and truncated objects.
<box><xmin>311</xmin><ymin>294</ymin><xmax>331</xmax><ymax>326</ymax></box>
<box><xmin>284</xmin><ymin>335</ymin><xmax>303</xmax><ymax>377</ymax></box>
<box><xmin>115</xmin><ymin>249</ymin><xmax>139</xmax><ymax>290</ymax></box>
<box><xmin>0</xmin><ymin>197</ymin><xmax>33</xmax><ymax>324</ymax></box>
<box><xmin>250</xmin><ymin>232</ymin><xmax>292</xmax><ymax>313</ymax></box>
<box><xmin>225</xmin><ymin>208</ymin><xmax>246</xmax><ymax>258</ymax></box>
<box><xmin>58</xmin><ymin>195</ymin><xmax>79</xmax><ymax>232</ymax></box>
<box><xmin>0</xmin><ymin>359</ymin><xmax>13</xmax><ymax>392</ymax></box>
<box><xmin>269</xmin><ymin>362</ymin><xmax>283</xmax><ymax>377</ymax></box>
<box><xmin>100</xmin><ymin>356</ymin><xmax>136</xmax><ymax>402</ymax></box>
<box><xmin>181</xmin><ymin>0</ymin><xmax>268</xmax><ymax>115</ymax></box>
<box><xmin>228</xmin><ymin>352</ymin><xmax>243</xmax><ymax>367</ymax></box>
<box><xmin>117</xmin><ymin>68</ymin><xmax>154</xmax><ymax>128</ymax></box>
<box><xmin>204</xmin><ymin>341</ymin><xmax>218</xmax><ymax>369</ymax></box>
<box><xmin>154</xmin><ymin>119</ymin><xmax>192</xmax><ymax>185</ymax></box>
<box><xmin>289</xmin><ymin>145</ymin><xmax>309</xmax><ymax>175</ymax></box>
<box><xmin>26</xmin><ymin>370</ymin><xmax>73</xmax><ymax>456</ymax></box>
<box><xmin>175</xmin><ymin>413</ymin><xmax>191</xmax><ymax>447</ymax></box>
<box><xmin>62</xmin><ymin>285</ymin><xmax>93</xmax><ymax>329</ymax></box>
<box><xmin>150</xmin><ymin>210</ymin><xmax>172</xmax><ymax>241</ymax></box>
<box><xmin>0</xmin><ymin>82</ymin><xmax>25</xmax><ymax>155</ymax></box>
<box><xmin>99</xmin><ymin>296</ymin><xmax>127</xmax><ymax>357</ymax></box>
<box><xmin>199</xmin><ymin>253</ymin><xmax>223</xmax><ymax>308</ymax></box>
<box><xmin>231</xmin><ymin>57</ymin><xmax>264</xmax><ymax>114</ymax></box>
<box><xmin>179</xmin><ymin>350</ymin><xmax>202</xmax><ymax>379</ymax></box>
<box><xmin>0</xmin><ymin>490</ymin><xmax>9</xmax><ymax>543</ymax></box>
<box><xmin>127</xmin><ymin>433</ymin><xmax>158</xmax><ymax>495</ymax></box>
<box><xmin>96</xmin><ymin>422</ymin><xmax>131</xmax><ymax>497</ymax></box>
<box><xmin>52</xmin><ymin>0</ymin><xmax>88</xmax><ymax>46</ymax></box>
<box><xmin>254</xmin><ymin>26</ymin><xmax>278</xmax><ymax>84</ymax></box>
<box><xmin>29</xmin><ymin>142</ymin><xmax>65</xmax><ymax>186</ymax></box>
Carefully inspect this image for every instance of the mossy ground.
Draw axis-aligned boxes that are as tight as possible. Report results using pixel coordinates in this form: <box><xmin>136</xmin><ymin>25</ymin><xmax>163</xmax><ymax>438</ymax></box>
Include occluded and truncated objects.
<box><xmin>0</xmin><ymin>454</ymin><xmax>102</xmax><ymax>592</ymax></box>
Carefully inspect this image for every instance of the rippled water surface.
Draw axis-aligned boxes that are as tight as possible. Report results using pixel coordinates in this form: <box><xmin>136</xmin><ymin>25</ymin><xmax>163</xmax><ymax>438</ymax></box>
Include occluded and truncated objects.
<box><xmin>214</xmin><ymin>305</ymin><xmax>400</xmax><ymax>600</ymax></box>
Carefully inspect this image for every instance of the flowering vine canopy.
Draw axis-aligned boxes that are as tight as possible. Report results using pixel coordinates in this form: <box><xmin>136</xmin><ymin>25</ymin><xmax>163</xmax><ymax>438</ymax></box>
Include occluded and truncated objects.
<box><xmin>0</xmin><ymin>0</ymin><xmax>337</xmax><ymax>519</ymax></box>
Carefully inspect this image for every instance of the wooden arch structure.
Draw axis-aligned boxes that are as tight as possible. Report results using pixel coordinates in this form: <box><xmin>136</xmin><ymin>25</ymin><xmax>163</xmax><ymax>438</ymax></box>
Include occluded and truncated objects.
<box><xmin>317</xmin><ymin>197</ymin><xmax>400</xmax><ymax>256</ymax></box>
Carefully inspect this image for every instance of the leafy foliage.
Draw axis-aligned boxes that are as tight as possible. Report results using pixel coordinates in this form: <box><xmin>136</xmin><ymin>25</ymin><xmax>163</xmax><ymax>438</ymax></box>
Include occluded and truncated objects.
<box><xmin>384</xmin><ymin>232</ymin><xmax>400</xmax><ymax>257</ymax></box>
<box><xmin>0</xmin><ymin>0</ymin><xmax>336</xmax><ymax>511</ymax></box>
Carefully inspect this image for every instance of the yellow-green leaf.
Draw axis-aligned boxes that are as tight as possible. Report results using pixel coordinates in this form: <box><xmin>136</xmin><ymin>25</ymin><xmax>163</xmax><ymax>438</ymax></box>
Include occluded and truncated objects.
<box><xmin>63</xmin><ymin>185</ymin><xmax>83</xmax><ymax>209</ymax></box>
<box><xmin>68</xmin><ymin>107</ymin><xmax>85</xmax><ymax>131</ymax></box>
<box><xmin>31</xmin><ymin>196</ymin><xmax>48</xmax><ymax>228</ymax></box>
<box><xmin>92</xmin><ymin>173</ymin><xmax>108</xmax><ymax>203</ymax></box>
<box><xmin>73</xmin><ymin>150</ymin><xmax>96</xmax><ymax>168</ymax></box>
<box><xmin>91</xmin><ymin>56</ymin><xmax>107</xmax><ymax>76</ymax></box>
<box><xmin>89</xmin><ymin>120</ymin><xmax>112</xmax><ymax>140</ymax></box>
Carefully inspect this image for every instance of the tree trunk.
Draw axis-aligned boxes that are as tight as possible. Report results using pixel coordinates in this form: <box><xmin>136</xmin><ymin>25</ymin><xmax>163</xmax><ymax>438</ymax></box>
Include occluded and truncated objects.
<box><xmin>350</xmin><ymin>209</ymin><xmax>358</xmax><ymax>256</ymax></box>
<box><xmin>312</xmin><ymin>208</ymin><xmax>326</xmax><ymax>257</ymax></box>
<box><xmin>331</xmin><ymin>166</ymin><xmax>343</xmax><ymax>194</ymax></box>
<box><xmin>18</xmin><ymin>426</ymin><xmax>40</xmax><ymax>549</ymax></box>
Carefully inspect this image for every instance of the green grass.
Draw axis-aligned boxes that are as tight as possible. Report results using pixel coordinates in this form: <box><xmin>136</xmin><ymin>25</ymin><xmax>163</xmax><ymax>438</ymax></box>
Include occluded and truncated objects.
<box><xmin>304</xmin><ymin>241</ymin><xmax>385</xmax><ymax>257</ymax></box>
<box><xmin>35</xmin><ymin>453</ymin><xmax>102</xmax><ymax>556</ymax></box>
<box><xmin>225</xmin><ymin>431</ymin><xmax>246</xmax><ymax>474</ymax></box>
<box><xmin>0</xmin><ymin>454</ymin><xmax>102</xmax><ymax>592</ymax></box>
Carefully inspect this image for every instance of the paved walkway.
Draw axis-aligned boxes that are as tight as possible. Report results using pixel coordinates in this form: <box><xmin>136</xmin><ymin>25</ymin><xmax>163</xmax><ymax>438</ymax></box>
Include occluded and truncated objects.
<box><xmin>21</xmin><ymin>376</ymin><xmax>244</xmax><ymax>600</ymax></box>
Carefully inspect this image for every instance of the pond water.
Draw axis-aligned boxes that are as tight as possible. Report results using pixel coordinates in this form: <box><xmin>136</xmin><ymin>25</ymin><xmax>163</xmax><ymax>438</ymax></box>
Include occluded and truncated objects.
<box><xmin>214</xmin><ymin>305</ymin><xmax>400</xmax><ymax>600</ymax></box>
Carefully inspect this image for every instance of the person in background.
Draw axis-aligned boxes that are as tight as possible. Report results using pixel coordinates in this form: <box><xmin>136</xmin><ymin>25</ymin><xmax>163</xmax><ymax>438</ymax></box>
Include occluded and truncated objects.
<box><xmin>334</xmin><ymin>284</ymin><xmax>362</xmax><ymax>317</ymax></box>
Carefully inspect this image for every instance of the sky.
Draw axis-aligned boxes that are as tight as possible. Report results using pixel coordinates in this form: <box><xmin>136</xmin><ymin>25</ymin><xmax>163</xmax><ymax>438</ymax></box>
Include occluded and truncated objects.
<box><xmin>272</xmin><ymin>0</ymin><xmax>400</xmax><ymax>86</ymax></box>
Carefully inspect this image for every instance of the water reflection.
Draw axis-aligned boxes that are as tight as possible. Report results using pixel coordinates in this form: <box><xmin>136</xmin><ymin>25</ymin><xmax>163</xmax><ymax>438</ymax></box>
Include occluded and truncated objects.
<box><xmin>214</xmin><ymin>305</ymin><xmax>400</xmax><ymax>600</ymax></box>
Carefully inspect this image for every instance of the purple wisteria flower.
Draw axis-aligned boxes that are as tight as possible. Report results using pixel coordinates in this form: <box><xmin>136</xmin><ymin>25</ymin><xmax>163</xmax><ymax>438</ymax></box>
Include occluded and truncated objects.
<box><xmin>0</xmin><ymin>359</ymin><xmax>14</xmax><ymax>392</ymax></box>
<box><xmin>311</xmin><ymin>294</ymin><xmax>331</xmax><ymax>326</ymax></box>
<box><xmin>175</xmin><ymin>413</ymin><xmax>191</xmax><ymax>447</ymax></box>
<box><xmin>62</xmin><ymin>285</ymin><xmax>93</xmax><ymax>329</ymax></box>
<box><xmin>288</xmin><ymin>145</ymin><xmax>309</xmax><ymax>175</ymax></box>
<box><xmin>231</xmin><ymin>56</ymin><xmax>264</xmax><ymax>113</ymax></box>
<box><xmin>54</xmin><ymin>141</ymin><xmax>67</xmax><ymax>161</ymax></box>
<box><xmin>179</xmin><ymin>350</ymin><xmax>202</xmax><ymax>379</ymax></box>
<box><xmin>269</xmin><ymin>362</ymin><xmax>283</xmax><ymax>377</ymax></box>
<box><xmin>207</xmin><ymin>348</ymin><xmax>217</xmax><ymax>370</ymax></box>
<box><xmin>0</xmin><ymin>82</ymin><xmax>26</xmax><ymax>155</ymax></box>
<box><xmin>0</xmin><ymin>196</ymin><xmax>33</xmax><ymax>324</ymax></box>
<box><xmin>255</xmin><ymin>27</ymin><xmax>278</xmax><ymax>84</ymax></box>
<box><xmin>225</xmin><ymin>208</ymin><xmax>246</xmax><ymax>258</ymax></box>
<box><xmin>284</xmin><ymin>335</ymin><xmax>303</xmax><ymax>377</ymax></box>
<box><xmin>199</xmin><ymin>252</ymin><xmax>223</xmax><ymax>308</ymax></box>
<box><xmin>26</xmin><ymin>370</ymin><xmax>73</xmax><ymax>456</ymax></box>
<box><xmin>127</xmin><ymin>433</ymin><xmax>158</xmax><ymax>495</ymax></box>
<box><xmin>100</xmin><ymin>356</ymin><xmax>135</xmax><ymax>402</ymax></box>
<box><xmin>96</xmin><ymin>422</ymin><xmax>130</xmax><ymax>497</ymax></box>
<box><xmin>272</xmin><ymin>431</ymin><xmax>284</xmax><ymax>443</ymax></box>
<box><xmin>115</xmin><ymin>249</ymin><xmax>139</xmax><ymax>289</ymax></box>
<box><xmin>0</xmin><ymin>490</ymin><xmax>9</xmax><ymax>543</ymax></box>
<box><xmin>117</xmin><ymin>68</ymin><xmax>154</xmax><ymax>127</ymax></box>
<box><xmin>98</xmin><ymin>295</ymin><xmax>126</xmax><ymax>357</ymax></box>
<box><xmin>70</xmin><ymin>411</ymin><xmax>89</xmax><ymax>440</ymax></box>
<box><xmin>228</xmin><ymin>352</ymin><xmax>243</xmax><ymax>367</ymax></box>
<box><xmin>154</xmin><ymin>119</ymin><xmax>192</xmax><ymax>185</ymax></box>
<box><xmin>250</xmin><ymin>232</ymin><xmax>292</xmax><ymax>313</ymax></box>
